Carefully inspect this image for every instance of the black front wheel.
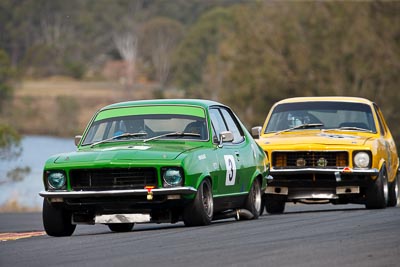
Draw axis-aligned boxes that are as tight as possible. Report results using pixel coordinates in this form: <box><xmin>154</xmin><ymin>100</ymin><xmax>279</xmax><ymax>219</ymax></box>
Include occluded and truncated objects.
<box><xmin>183</xmin><ymin>179</ymin><xmax>213</xmax><ymax>226</ymax></box>
<box><xmin>265</xmin><ymin>194</ymin><xmax>286</xmax><ymax>214</ymax></box>
<box><xmin>388</xmin><ymin>173</ymin><xmax>399</xmax><ymax>207</ymax></box>
<box><xmin>365</xmin><ymin>166</ymin><xmax>388</xmax><ymax>209</ymax></box>
<box><xmin>259</xmin><ymin>194</ymin><xmax>266</xmax><ymax>216</ymax></box>
<box><xmin>42</xmin><ymin>199</ymin><xmax>76</xmax><ymax>237</ymax></box>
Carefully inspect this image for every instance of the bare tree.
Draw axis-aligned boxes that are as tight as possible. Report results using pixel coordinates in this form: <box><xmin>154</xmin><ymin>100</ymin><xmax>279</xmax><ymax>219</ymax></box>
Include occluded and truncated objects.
<box><xmin>113</xmin><ymin>31</ymin><xmax>138</xmax><ymax>88</ymax></box>
<box><xmin>110</xmin><ymin>0</ymin><xmax>148</xmax><ymax>91</ymax></box>
<box><xmin>152</xmin><ymin>31</ymin><xmax>173</xmax><ymax>87</ymax></box>
<box><xmin>141</xmin><ymin>18</ymin><xmax>183</xmax><ymax>88</ymax></box>
<box><xmin>40</xmin><ymin>14</ymin><xmax>71</xmax><ymax>54</ymax></box>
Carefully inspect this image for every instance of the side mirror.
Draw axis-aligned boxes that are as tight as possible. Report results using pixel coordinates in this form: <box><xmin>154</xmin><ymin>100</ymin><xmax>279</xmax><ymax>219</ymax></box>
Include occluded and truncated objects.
<box><xmin>251</xmin><ymin>126</ymin><xmax>262</xmax><ymax>139</ymax></box>
<box><xmin>74</xmin><ymin>135</ymin><xmax>82</xmax><ymax>146</ymax></box>
<box><xmin>218</xmin><ymin>131</ymin><xmax>234</xmax><ymax>148</ymax></box>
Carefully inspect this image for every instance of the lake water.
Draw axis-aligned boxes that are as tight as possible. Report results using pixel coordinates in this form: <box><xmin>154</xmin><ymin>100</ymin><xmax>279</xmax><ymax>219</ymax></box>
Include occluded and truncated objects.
<box><xmin>0</xmin><ymin>135</ymin><xmax>76</xmax><ymax>208</ymax></box>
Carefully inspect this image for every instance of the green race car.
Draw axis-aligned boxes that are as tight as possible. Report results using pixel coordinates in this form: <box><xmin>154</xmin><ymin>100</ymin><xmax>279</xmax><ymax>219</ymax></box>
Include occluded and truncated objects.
<box><xmin>40</xmin><ymin>99</ymin><xmax>269</xmax><ymax>236</ymax></box>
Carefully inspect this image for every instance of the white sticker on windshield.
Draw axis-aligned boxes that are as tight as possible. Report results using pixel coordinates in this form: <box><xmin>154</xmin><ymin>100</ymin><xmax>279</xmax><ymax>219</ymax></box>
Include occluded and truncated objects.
<box><xmin>224</xmin><ymin>155</ymin><xmax>237</xmax><ymax>186</ymax></box>
<box><xmin>102</xmin><ymin>145</ymin><xmax>150</xmax><ymax>151</ymax></box>
<box><xmin>131</xmin><ymin>146</ymin><xmax>150</xmax><ymax>150</ymax></box>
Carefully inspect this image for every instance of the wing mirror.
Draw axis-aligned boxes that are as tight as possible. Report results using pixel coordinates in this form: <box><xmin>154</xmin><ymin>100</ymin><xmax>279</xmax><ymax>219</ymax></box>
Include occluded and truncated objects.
<box><xmin>74</xmin><ymin>135</ymin><xmax>82</xmax><ymax>146</ymax></box>
<box><xmin>251</xmin><ymin>126</ymin><xmax>262</xmax><ymax>139</ymax></box>
<box><xmin>218</xmin><ymin>131</ymin><xmax>234</xmax><ymax>148</ymax></box>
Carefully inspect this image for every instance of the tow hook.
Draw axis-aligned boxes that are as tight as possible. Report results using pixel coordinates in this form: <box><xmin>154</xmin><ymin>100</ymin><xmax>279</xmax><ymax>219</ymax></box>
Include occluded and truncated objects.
<box><xmin>145</xmin><ymin>186</ymin><xmax>155</xmax><ymax>200</ymax></box>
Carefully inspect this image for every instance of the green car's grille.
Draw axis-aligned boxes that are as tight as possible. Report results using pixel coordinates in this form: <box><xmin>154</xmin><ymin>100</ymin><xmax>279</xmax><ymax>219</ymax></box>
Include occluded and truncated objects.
<box><xmin>272</xmin><ymin>151</ymin><xmax>348</xmax><ymax>168</ymax></box>
<box><xmin>69</xmin><ymin>168</ymin><xmax>157</xmax><ymax>191</ymax></box>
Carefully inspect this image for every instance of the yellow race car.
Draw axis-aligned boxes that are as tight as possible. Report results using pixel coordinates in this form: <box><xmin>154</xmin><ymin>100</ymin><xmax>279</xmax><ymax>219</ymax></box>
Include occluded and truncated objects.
<box><xmin>252</xmin><ymin>97</ymin><xmax>399</xmax><ymax>213</ymax></box>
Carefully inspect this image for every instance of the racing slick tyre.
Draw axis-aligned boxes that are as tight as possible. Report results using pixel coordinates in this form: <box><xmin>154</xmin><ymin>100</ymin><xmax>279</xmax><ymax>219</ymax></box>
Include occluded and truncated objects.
<box><xmin>108</xmin><ymin>223</ymin><xmax>134</xmax><ymax>232</ymax></box>
<box><xmin>244</xmin><ymin>178</ymin><xmax>262</xmax><ymax>219</ymax></box>
<box><xmin>388</xmin><ymin>172</ymin><xmax>399</xmax><ymax>207</ymax></box>
<box><xmin>259</xmin><ymin>194</ymin><xmax>266</xmax><ymax>216</ymax></box>
<box><xmin>183</xmin><ymin>179</ymin><xmax>213</xmax><ymax>227</ymax></box>
<box><xmin>265</xmin><ymin>194</ymin><xmax>286</xmax><ymax>214</ymax></box>
<box><xmin>365</xmin><ymin>166</ymin><xmax>389</xmax><ymax>209</ymax></box>
<box><xmin>43</xmin><ymin>199</ymin><xmax>76</xmax><ymax>237</ymax></box>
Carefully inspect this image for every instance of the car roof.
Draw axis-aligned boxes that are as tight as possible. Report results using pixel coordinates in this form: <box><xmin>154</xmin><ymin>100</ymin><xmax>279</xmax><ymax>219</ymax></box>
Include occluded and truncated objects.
<box><xmin>275</xmin><ymin>96</ymin><xmax>374</xmax><ymax>105</ymax></box>
<box><xmin>101</xmin><ymin>99</ymin><xmax>225</xmax><ymax>111</ymax></box>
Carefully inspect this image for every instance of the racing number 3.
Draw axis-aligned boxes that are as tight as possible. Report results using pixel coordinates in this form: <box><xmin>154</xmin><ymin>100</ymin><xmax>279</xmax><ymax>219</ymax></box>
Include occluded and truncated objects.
<box><xmin>224</xmin><ymin>155</ymin><xmax>237</xmax><ymax>186</ymax></box>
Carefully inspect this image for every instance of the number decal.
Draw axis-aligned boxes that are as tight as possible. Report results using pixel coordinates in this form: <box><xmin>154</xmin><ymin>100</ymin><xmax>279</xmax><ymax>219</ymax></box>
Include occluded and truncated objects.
<box><xmin>224</xmin><ymin>155</ymin><xmax>237</xmax><ymax>186</ymax></box>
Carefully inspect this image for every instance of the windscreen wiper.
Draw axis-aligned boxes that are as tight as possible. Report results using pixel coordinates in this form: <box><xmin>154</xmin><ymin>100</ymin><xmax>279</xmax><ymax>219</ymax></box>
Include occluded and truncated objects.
<box><xmin>90</xmin><ymin>132</ymin><xmax>148</xmax><ymax>147</ymax></box>
<box><xmin>323</xmin><ymin>127</ymin><xmax>372</xmax><ymax>133</ymax></box>
<box><xmin>143</xmin><ymin>131</ymin><xmax>200</xmax><ymax>143</ymax></box>
<box><xmin>274</xmin><ymin>123</ymin><xmax>324</xmax><ymax>135</ymax></box>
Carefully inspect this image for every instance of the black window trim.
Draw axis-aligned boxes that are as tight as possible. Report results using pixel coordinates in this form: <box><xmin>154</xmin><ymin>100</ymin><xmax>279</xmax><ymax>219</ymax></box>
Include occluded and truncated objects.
<box><xmin>209</xmin><ymin>105</ymin><xmax>245</xmax><ymax>145</ymax></box>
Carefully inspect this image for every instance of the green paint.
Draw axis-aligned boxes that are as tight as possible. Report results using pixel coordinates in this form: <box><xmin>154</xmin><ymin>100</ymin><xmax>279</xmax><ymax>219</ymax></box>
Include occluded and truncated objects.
<box><xmin>95</xmin><ymin>105</ymin><xmax>206</xmax><ymax>121</ymax></box>
<box><xmin>40</xmin><ymin>100</ymin><xmax>269</xmax><ymax>231</ymax></box>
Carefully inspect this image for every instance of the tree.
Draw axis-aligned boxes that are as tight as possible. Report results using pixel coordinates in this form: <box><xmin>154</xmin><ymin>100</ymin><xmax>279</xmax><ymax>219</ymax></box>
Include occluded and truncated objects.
<box><xmin>0</xmin><ymin>124</ymin><xmax>21</xmax><ymax>161</ymax></box>
<box><xmin>110</xmin><ymin>1</ymin><xmax>150</xmax><ymax>91</ymax></box>
<box><xmin>215</xmin><ymin>1</ymin><xmax>400</xmax><ymax>131</ymax></box>
<box><xmin>0</xmin><ymin>124</ymin><xmax>31</xmax><ymax>185</ymax></box>
<box><xmin>114</xmin><ymin>31</ymin><xmax>139</xmax><ymax>88</ymax></box>
<box><xmin>140</xmin><ymin>17</ymin><xmax>183</xmax><ymax>88</ymax></box>
<box><xmin>0</xmin><ymin>49</ymin><xmax>13</xmax><ymax>111</ymax></box>
<box><xmin>172</xmin><ymin>7</ymin><xmax>237</xmax><ymax>96</ymax></box>
<box><xmin>0</xmin><ymin>48</ymin><xmax>30</xmax><ymax>185</ymax></box>
<box><xmin>218</xmin><ymin>3</ymin><xmax>296</xmax><ymax>125</ymax></box>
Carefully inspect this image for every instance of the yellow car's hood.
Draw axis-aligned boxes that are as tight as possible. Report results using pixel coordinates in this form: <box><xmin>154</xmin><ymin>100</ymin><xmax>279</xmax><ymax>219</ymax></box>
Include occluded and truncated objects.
<box><xmin>258</xmin><ymin>131</ymin><xmax>373</xmax><ymax>147</ymax></box>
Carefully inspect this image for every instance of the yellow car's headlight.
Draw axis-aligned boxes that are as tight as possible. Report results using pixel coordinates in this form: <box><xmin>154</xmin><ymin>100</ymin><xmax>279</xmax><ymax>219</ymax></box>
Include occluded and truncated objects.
<box><xmin>354</xmin><ymin>152</ymin><xmax>370</xmax><ymax>168</ymax></box>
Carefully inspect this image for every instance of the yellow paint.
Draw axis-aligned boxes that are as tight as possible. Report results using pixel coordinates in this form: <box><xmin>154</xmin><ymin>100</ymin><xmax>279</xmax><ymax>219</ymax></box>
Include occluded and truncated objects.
<box><xmin>0</xmin><ymin>231</ymin><xmax>46</xmax><ymax>242</ymax></box>
<box><xmin>257</xmin><ymin>97</ymin><xmax>399</xmax><ymax>183</ymax></box>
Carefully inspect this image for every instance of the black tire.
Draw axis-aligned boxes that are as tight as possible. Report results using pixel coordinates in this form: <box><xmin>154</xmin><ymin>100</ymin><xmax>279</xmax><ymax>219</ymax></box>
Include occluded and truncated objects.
<box><xmin>183</xmin><ymin>179</ymin><xmax>213</xmax><ymax>226</ymax></box>
<box><xmin>42</xmin><ymin>199</ymin><xmax>76</xmax><ymax>237</ymax></box>
<box><xmin>259</xmin><ymin>194</ymin><xmax>266</xmax><ymax>216</ymax></box>
<box><xmin>365</xmin><ymin>166</ymin><xmax>389</xmax><ymax>209</ymax></box>
<box><xmin>108</xmin><ymin>223</ymin><xmax>134</xmax><ymax>232</ymax></box>
<box><xmin>244</xmin><ymin>178</ymin><xmax>262</xmax><ymax>219</ymax></box>
<box><xmin>388</xmin><ymin>173</ymin><xmax>399</xmax><ymax>207</ymax></box>
<box><xmin>265</xmin><ymin>194</ymin><xmax>286</xmax><ymax>214</ymax></box>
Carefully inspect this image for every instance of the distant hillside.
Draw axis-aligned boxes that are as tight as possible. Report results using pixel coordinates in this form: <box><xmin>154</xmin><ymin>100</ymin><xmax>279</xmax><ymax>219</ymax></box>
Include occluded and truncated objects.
<box><xmin>7</xmin><ymin>77</ymin><xmax>180</xmax><ymax>137</ymax></box>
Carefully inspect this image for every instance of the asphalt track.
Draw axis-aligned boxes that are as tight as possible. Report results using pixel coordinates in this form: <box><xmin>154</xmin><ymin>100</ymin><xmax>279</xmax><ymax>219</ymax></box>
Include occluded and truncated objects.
<box><xmin>1</xmin><ymin>204</ymin><xmax>399</xmax><ymax>267</ymax></box>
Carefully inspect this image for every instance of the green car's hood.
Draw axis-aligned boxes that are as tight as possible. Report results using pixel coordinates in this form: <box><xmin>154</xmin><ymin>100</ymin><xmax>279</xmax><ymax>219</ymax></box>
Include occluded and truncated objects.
<box><xmin>53</xmin><ymin>143</ymin><xmax>201</xmax><ymax>164</ymax></box>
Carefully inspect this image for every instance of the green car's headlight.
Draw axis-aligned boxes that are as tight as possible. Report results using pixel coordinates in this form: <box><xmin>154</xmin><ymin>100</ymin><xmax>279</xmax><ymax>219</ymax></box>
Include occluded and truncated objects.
<box><xmin>354</xmin><ymin>152</ymin><xmax>370</xmax><ymax>168</ymax></box>
<box><xmin>47</xmin><ymin>171</ymin><xmax>66</xmax><ymax>189</ymax></box>
<box><xmin>162</xmin><ymin>168</ymin><xmax>183</xmax><ymax>187</ymax></box>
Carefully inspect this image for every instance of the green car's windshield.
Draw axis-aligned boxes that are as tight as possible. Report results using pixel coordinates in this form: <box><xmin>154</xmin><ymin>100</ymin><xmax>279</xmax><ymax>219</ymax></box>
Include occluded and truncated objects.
<box><xmin>82</xmin><ymin>105</ymin><xmax>208</xmax><ymax>146</ymax></box>
<box><xmin>265</xmin><ymin>102</ymin><xmax>377</xmax><ymax>134</ymax></box>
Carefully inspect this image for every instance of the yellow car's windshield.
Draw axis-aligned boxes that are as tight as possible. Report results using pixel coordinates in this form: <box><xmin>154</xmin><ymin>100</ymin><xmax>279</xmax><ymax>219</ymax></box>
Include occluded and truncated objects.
<box><xmin>265</xmin><ymin>101</ymin><xmax>377</xmax><ymax>134</ymax></box>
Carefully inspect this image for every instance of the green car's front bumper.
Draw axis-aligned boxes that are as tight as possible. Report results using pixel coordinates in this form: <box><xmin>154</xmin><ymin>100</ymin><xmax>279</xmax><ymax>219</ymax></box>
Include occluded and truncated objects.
<box><xmin>39</xmin><ymin>186</ymin><xmax>197</xmax><ymax>198</ymax></box>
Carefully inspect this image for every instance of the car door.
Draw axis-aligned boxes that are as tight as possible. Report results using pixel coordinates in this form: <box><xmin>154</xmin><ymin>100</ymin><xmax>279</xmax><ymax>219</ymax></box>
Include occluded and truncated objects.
<box><xmin>209</xmin><ymin>107</ymin><xmax>254</xmax><ymax>197</ymax></box>
<box><xmin>374</xmin><ymin>104</ymin><xmax>398</xmax><ymax>181</ymax></box>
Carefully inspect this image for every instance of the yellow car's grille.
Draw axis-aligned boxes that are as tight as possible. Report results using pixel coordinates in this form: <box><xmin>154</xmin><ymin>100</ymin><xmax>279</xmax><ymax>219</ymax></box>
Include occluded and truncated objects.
<box><xmin>272</xmin><ymin>151</ymin><xmax>348</xmax><ymax>168</ymax></box>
